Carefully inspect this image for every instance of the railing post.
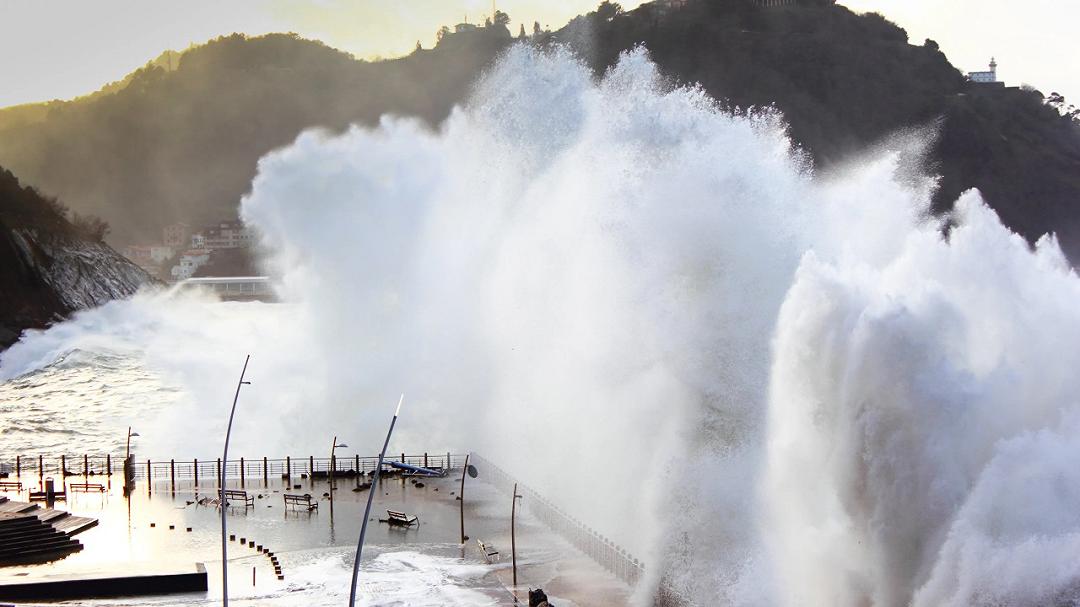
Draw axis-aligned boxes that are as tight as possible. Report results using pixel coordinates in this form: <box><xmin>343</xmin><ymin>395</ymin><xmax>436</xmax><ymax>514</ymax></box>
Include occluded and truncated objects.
<box><xmin>170</xmin><ymin>459</ymin><xmax>176</xmax><ymax>491</ymax></box>
<box><xmin>61</xmin><ymin>455</ymin><xmax>66</xmax><ymax>477</ymax></box>
<box><xmin>38</xmin><ymin>454</ymin><xmax>43</xmax><ymax>478</ymax></box>
<box><xmin>84</xmin><ymin>454</ymin><xmax>89</xmax><ymax>476</ymax></box>
<box><xmin>217</xmin><ymin>458</ymin><xmax>222</xmax><ymax>486</ymax></box>
<box><xmin>446</xmin><ymin>452</ymin><xmax>450</xmax><ymax>469</ymax></box>
<box><xmin>263</xmin><ymin>457</ymin><xmax>268</xmax><ymax>485</ymax></box>
<box><xmin>424</xmin><ymin>453</ymin><xmax>428</xmax><ymax>468</ymax></box>
<box><xmin>240</xmin><ymin>457</ymin><xmax>245</xmax><ymax>488</ymax></box>
<box><xmin>355</xmin><ymin>454</ymin><xmax>359</xmax><ymax>473</ymax></box>
<box><xmin>194</xmin><ymin>458</ymin><xmax>199</xmax><ymax>486</ymax></box>
<box><xmin>309</xmin><ymin>455</ymin><xmax>314</xmax><ymax>476</ymax></box>
<box><xmin>286</xmin><ymin>456</ymin><xmax>291</xmax><ymax>479</ymax></box>
<box><xmin>106</xmin><ymin>453</ymin><xmax>111</xmax><ymax>475</ymax></box>
<box><xmin>15</xmin><ymin>456</ymin><xmax>20</xmax><ymax>477</ymax></box>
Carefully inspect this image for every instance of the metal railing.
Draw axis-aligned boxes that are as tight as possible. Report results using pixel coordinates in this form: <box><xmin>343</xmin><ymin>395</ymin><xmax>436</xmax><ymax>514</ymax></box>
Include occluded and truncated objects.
<box><xmin>0</xmin><ymin>453</ymin><xmax>468</xmax><ymax>484</ymax></box>
<box><xmin>470</xmin><ymin>453</ymin><xmax>644</xmax><ymax>587</ymax></box>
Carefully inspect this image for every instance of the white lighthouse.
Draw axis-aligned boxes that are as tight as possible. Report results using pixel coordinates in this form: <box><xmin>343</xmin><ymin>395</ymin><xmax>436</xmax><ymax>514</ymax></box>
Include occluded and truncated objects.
<box><xmin>968</xmin><ymin>58</ymin><xmax>999</xmax><ymax>83</ymax></box>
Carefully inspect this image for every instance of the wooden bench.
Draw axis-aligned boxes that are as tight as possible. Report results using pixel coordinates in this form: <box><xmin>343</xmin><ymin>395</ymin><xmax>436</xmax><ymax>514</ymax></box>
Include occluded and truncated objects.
<box><xmin>380</xmin><ymin>509</ymin><xmax>418</xmax><ymax>526</ymax></box>
<box><xmin>476</xmin><ymin>539</ymin><xmax>499</xmax><ymax>563</ymax></box>
<box><xmin>222</xmin><ymin>489</ymin><xmax>254</xmax><ymax>508</ymax></box>
<box><xmin>283</xmin><ymin>493</ymin><xmax>317</xmax><ymax>511</ymax></box>
<box><xmin>69</xmin><ymin>483</ymin><xmax>106</xmax><ymax>493</ymax></box>
<box><xmin>0</xmin><ymin>481</ymin><xmax>21</xmax><ymax>492</ymax></box>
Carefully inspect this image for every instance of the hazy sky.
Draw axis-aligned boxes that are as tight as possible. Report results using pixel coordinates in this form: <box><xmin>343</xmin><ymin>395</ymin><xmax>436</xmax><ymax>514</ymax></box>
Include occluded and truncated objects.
<box><xmin>0</xmin><ymin>1</ymin><xmax>1076</xmax><ymax>108</ymax></box>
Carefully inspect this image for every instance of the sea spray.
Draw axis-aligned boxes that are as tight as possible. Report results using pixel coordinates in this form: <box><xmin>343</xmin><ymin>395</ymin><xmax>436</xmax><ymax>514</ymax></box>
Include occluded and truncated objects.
<box><xmin>2</xmin><ymin>44</ymin><xmax>1080</xmax><ymax>606</ymax></box>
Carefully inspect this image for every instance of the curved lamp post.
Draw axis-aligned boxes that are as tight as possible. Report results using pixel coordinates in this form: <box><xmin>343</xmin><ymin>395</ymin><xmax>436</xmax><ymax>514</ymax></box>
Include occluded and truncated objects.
<box><xmin>329</xmin><ymin>437</ymin><xmax>349</xmax><ymax>516</ymax></box>
<box><xmin>348</xmin><ymin>394</ymin><xmax>403</xmax><ymax>607</ymax></box>
<box><xmin>460</xmin><ymin>456</ymin><xmax>478</xmax><ymax>544</ymax></box>
<box><xmin>220</xmin><ymin>355</ymin><xmax>252</xmax><ymax>607</ymax></box>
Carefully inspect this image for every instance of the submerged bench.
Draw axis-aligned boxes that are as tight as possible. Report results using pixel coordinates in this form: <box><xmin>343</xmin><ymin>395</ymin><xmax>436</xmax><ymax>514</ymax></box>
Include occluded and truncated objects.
<box><xmin>69</xmin><ymin>483</ymin><xmax>106</xmax><ymax>493</ymax></box>
<box><xmin>222</xmin><ymin>489</ymin><xmax>253</xmax><ymax>508</ymax></box>
<box><xmin>283</xmin><ymin>493</ymin><xmax>317</xmax><ymax>511</ymax></box>
<box><xmin>476</xmin><ymin>539</ymin><xmax>499</xmax><ymax>563</ymax></box>
<box><xmin>379</xmin><ymin>510</ymin><xmax>418</xmax><ymax>527</ymax></box>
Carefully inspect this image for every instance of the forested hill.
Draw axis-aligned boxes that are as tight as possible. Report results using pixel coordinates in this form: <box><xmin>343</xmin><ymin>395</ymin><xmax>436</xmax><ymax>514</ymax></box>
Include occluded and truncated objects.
<box><xmin>0</xmin><ymin>29</ymin><xmax>512</xmax><ymax>246</ymax></box>
<box><xmin>1</xmin><ymin>0</ymin><xmax>1078</xmax><ymax>260</ymax></box>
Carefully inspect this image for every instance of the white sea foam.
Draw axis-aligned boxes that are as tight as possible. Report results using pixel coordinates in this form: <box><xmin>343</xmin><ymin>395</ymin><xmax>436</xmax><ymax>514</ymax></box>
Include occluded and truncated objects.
<box><xmin>4</xmin><ymin>44</ymin><xmax>1080</xmax><ymax>605</ymax></box>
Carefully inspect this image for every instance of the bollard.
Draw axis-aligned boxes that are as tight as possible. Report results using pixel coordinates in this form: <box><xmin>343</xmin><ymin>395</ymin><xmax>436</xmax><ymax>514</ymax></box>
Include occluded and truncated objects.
<box><xmin>263</xmin><ymin>457</ymin><xmax>268</xmax><ymax>485</ymax></box>
<box><xmin>194</xmin><ymin>459</ymin><xmax>199</xmax><ymax>486</ymax></box>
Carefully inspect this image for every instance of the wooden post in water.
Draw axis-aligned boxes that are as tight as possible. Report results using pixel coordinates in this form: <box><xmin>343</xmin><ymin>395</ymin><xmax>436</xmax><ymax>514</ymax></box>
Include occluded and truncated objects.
<box><xmin>263</xmin><ymin>457</ymin><xmax>268</xmax><ymax>485</ymax></box>
<box><xmin>15</xmin><ymin>456</ymin><xmax>20</xmax><ymax>478</ymax></box>
<box><xmin>61</xmin><ymin>455</ymin><xmax>66</xmax><ymax>477</ymax></box>
<box><xmin>106</xmin><ymin>454</ymin><xmax>110</xmax><ymax>475</ymax></box>
<box><xmin>84</xmin><ymin>454</ymin><xmax>89</xmax><ymax>476</ymax></box>
<box><xmin>38</xmin><ymin>455</ymin><xmax>43</xmax><ymax>478</ymax></box>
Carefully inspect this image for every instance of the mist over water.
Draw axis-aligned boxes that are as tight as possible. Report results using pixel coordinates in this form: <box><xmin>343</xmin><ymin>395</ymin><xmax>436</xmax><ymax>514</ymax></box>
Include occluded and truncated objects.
<box><xmin>4</xmin><ymin>44</ymin><xmax>1080</xmax><ymax>605</ymax></box>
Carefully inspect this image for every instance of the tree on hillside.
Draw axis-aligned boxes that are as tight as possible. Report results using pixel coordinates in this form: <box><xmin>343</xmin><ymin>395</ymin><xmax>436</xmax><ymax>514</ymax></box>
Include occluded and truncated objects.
<box><xmin>596</xmin><ymin>1</ymin><xmax>623</xmax><ymax>22</ymax></box>
<box><xmin>494</xmin><ymin>10</ymin><xmax>511</xmax><ymax>27</ymax></box>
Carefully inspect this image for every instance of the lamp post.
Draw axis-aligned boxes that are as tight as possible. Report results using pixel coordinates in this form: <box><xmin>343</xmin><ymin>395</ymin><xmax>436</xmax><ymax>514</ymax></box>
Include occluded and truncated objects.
<box><xmin>124</xmin><ymin>428</ymin><xmax>140</xmax><ymax>493</ymax></box>
<box><xmin>348</xmin><ymin>394</ymin><xmax>404</xmax><ymax>607</ymax></box>
<box><xmin>459</xmin><ymin>455</ymin><xmax>478</xmax><ymax>544</ymax></box>
<box><xmin>220</xmin><ymin>355</ymin><xmax>252</xmax><ymax>607</ymax></box>
<box><xmin>125</xmin><ymin>427</ymin><xmax>140</xmax><ymax>460</ymax></box>
<box><xmin>511</xmin><ymin>483</ymin><xmax>523</xmax><ymax>589</ymax></box>
<box><xmin>329</xmin><ymin>437</ymin><xmax>349</xmax><ymax>516</ymax></box>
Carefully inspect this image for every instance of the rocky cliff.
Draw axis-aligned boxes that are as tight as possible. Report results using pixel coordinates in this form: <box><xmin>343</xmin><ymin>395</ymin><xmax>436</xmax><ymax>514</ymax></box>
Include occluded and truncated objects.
<box><xmin>0</xmin><ymin>167</ymin><xmax>155</xmax><ymax>350</ymax></box>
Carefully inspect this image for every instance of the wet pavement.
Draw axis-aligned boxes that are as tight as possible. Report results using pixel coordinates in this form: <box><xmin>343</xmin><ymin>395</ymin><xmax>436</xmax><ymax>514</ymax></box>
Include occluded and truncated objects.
<box><xmin>0</xmin><ymin>470</ymin><xmax>634</xmax><ymax>606</ymax></box>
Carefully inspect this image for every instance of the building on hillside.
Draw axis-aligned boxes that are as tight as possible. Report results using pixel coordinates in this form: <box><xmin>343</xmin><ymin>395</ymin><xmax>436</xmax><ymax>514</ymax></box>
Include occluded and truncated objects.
<box><xmin>198</xmin><ymin>220</ymin><xmax>253</xmax><ymax>250</ymax></box>
<box><xmin>123</xmin><ymin>244</ymin><xmax>174</xmax><ymax>273</ymax></box>
<box><xmin>968</xmin><ymin>58</ymin><xmax>1000</xmax><ymax>84</ymax></box>
<box><xmin>171</xmin><ymin>249</ymin><xmax>211</xmax><ymax>281</ymax></box>
<box><xmin>163</xmin><ymin>222</ymin><xmax>191</xmax><ymax>247</ymax></box>
<box><xmin>455</xmin><ymin>21</ymin><xmax>478</xmax><ymax>33</ymax></box>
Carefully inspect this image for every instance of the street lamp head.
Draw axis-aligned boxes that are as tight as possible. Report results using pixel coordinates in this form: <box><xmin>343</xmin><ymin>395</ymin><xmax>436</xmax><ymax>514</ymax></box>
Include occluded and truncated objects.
<box><xmin>130</xmin><ymin>432</ymin><xmax>141</xmax><ymax>437</ymax></box>
<box><xmin>336</xmin><ymin>443</ymin><xmax>349</xmax><ymax>449</ymax></box>
<box><xmin>467</xmin><ymin>464</ymin><xmax>478</xmax><ymax>479</ymax></box>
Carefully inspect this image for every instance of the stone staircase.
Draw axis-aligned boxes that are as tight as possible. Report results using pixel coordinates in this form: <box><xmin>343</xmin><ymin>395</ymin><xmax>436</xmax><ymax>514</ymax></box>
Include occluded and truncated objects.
<box><xmin>0</xmin><ymin>496</ymin><xmax>97</xmax><ymax>566</ymax></box>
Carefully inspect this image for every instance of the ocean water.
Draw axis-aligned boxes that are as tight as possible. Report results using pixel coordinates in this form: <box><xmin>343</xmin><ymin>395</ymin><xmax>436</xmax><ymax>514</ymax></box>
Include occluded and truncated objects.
<box><xmin>4</xmin><ymin>44</ymin><xmax>1080</xmax><ymax>606</ymax></box>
